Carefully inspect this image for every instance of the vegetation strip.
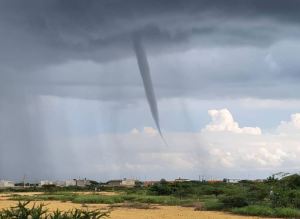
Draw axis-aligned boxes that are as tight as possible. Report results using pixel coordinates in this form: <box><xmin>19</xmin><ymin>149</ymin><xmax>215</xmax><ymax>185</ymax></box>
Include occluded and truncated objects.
<box><xmin>3</xmin><ymin>174</ymin><xmax>300</xmax><ymax>218</ymax></box>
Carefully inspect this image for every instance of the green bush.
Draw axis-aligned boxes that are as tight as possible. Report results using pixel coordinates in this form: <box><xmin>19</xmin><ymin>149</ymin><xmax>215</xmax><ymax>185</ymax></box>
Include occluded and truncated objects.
<box><xmin>11</xmin><ymin>192</ymin><xmax>78</xmax><ymax>203</ymax></box>
<box><xmin>203</xmin><ymin>199</ymin><xmax>224</xmax><ymax>210</ymax></box>
<box><xmin>246</xmin><ymin>184</ymin><xmax>268</xmax><ymax>203</ymax></box>
<box><xmin>281</xmin><ymin>174</ymin><xmax>300</xmax><ymax>189</ymax></box>
<box><xmin>148</xmin><ymin>179</ymin><xmax>173</xmax><ymax>195</ymax></box>
<box><xmin>73</xmin><ymin>195</ymin><xmax>124</xmax><ymax>204</ymax></box>
<box><xmin>203</xmin><ymin>187</ymin><xmax>224</xmax><ymax>197</ymax></box>
<box><xmin>275</xmin><ymin>207</ymin><xmax>300</xmax><ymax>218</ymax></box>
<box><xmin>232</xmin><ymin>205</ymin><xmax>274</xmax><ymax>216</ymax></box>
<box><xmin>232</xmin><ymin>205</ymin><xmax>300</xmax><ymax>218</ymax></box>
<box><xmin>220</xmin><ymin>195</ymin><xmax>248</xmax><ymax>208</ymax></box>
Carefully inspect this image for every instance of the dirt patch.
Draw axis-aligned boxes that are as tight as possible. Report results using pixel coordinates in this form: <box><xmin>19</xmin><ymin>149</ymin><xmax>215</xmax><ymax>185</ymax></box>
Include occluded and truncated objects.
<box><xmin>109</xmin><ymin>206</ymin><xmax>266</xmax><ymax>219</ymax></box>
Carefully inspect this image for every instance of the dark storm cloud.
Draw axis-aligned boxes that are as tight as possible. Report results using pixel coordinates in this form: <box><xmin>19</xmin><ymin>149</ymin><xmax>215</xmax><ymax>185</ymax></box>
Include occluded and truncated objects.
<box><xmin>1</xmin><ymin>0</ymin><xmax>300</xmax><ymax>69</ymax></box>
<box><xmin>0</xmin><ymin>0</ymin><xmax>300</xmax><ymax>100</ymax></box>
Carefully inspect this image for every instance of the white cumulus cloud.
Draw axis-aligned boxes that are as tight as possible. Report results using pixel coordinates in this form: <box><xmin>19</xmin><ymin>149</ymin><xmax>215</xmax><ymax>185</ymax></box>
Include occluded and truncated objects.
<box><xmin>204</xmin><ymin>108</ymin><xmax>261</xmax><ymax>135</ymax></box>
<box><xmin>278</xmin><ymin>113</ymin><xmax>300</xmax><ymax>135</ymax></box>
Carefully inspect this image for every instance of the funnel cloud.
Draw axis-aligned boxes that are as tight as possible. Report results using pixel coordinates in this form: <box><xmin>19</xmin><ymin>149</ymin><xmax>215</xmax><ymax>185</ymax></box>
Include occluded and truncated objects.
<box><xmin>133</xmin><ymin>35</ymin><xmax>165</xmax><ymax>141</ymax></box>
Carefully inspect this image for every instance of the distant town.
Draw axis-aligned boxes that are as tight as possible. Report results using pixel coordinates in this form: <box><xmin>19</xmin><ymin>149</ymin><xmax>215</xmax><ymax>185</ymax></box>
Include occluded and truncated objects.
<box><xmin>0</xmin><ymin>177</ymin><xmax>265</xmax><ymax>189</ymax></box>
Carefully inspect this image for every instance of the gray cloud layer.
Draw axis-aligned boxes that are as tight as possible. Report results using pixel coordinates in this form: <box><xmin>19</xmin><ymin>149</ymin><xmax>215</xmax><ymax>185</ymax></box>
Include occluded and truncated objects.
<box><xmin>1</xmin><ymin>0</ymin><xmax>300</xmax><ymax>99</ymax></box>
<box><xmin>1</xmin><ymin>0</ymin><xmax>300</xmax><ymax>100</ymax></box>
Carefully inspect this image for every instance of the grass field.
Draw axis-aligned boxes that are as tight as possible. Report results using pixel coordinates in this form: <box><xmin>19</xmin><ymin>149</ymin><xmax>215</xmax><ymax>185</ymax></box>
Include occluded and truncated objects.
<box><xmin>9</xmin><ymin>192</ymin><xmax>195</xmax><ymax>206</ymax></box>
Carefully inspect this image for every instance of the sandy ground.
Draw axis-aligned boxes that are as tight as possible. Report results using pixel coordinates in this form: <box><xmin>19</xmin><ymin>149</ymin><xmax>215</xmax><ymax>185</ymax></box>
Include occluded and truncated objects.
<box><xmin>0</xmin><ymin>193</ymin><xmax>270</xmax><ymax>219</ymax></box>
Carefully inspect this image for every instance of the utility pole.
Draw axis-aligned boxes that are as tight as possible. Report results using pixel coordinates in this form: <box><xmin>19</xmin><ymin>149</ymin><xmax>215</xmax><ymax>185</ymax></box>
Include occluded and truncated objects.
<box><xmin>23</xmin><ymin>174</ymin><xmax>26</xmax><ymax>188</ymax></box>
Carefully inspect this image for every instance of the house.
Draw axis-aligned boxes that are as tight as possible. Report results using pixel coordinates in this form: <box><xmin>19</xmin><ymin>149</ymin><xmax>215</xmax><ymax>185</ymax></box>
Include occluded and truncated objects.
<box><xmin>75</xmin><ymin>179</ymin><xmax>91</xmax><ymax>187</ymax></box>
<box><xmin>40</xmin><ymin>179</ymin><xmax>90</xmax><ymax>187</ymax></box>
<box><xmin>0</xmin><ymin>180</ymin><xmax>15</xmax><ymax>188</ymax></box>
<box><xmin>106</xmin><ymin>178</ymin><xmax>136</xmax><ymax>187</ymax></box>
<box><xmin>65</xmin><ymin>179</ymin><xmax>77</xmax><ymax>186</ymax></box>
<box><xmin>121</xmin><ymin>178</ymin><xmax>136</xmax><ymax>187</ymax></box>
<box><xmin>106</xmin><ymin>180</ymin><xmax>122</xmax><ymax>187</ymax></box>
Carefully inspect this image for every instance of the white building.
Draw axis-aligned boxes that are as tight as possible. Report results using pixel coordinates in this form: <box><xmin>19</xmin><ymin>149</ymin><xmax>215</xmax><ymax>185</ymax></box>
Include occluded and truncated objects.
<box><xmin>121</xmin><ymin>178</ymin><xmax>136</xmax><ymax>187</ymax></box>
<box><xmin>0</xmin><ymin>180</ymin><xmax>15</xmax><ymax>188</ymax></box>
<box><xmin>75</xmin><ymin>179</ymin><xmax>91</xmax><ymax>187</ymax></box>
<box><xmin>40</xmin><ymin>180</ymin><xmax>54</xmax><ymax>186</ymax></box>
<box><xmin>227</xmin><ymin>179</ymin><xmax>240</xmax><ymax>183</ymax></box>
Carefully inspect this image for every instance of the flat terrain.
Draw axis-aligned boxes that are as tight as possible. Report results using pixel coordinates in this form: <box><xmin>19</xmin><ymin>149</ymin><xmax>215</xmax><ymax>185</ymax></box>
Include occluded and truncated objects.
<box><xmin>0</xmin><ymin>192</ymin><xmax>269</xmax><ymax>219</ymax></box>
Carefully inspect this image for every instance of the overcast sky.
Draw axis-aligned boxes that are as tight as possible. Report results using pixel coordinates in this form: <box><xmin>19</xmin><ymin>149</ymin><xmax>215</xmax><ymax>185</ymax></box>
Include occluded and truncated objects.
<box><xmin>1</xmin><ymin>0</ymin><xmax>300</xmax><ymax>181</ymax></box>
